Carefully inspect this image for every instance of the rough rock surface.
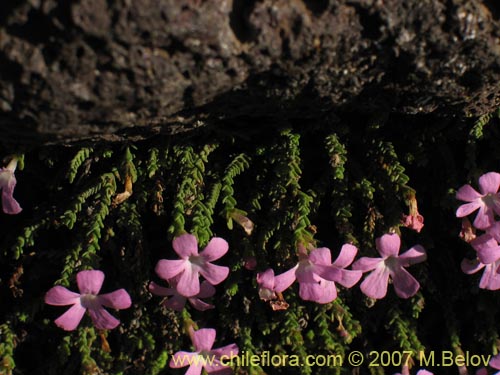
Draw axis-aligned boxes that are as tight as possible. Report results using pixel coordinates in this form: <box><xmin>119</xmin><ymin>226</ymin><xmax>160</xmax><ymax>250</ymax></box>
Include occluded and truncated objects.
<box><xmin>1</xmin><ymin>0</ymin><xmax>500</xmax><ymax>145</ymax></box>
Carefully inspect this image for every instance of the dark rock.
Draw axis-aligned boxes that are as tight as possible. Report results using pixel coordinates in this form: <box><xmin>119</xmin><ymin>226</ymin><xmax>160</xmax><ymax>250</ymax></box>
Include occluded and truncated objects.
<box><xmin>1</xmin><ymin>0</ymin><xmax>500</xmax><ymax>145</ymax></box>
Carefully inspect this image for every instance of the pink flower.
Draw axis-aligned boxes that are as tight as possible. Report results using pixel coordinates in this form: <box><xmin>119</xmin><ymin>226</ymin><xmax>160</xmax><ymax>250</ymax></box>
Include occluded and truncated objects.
<box><xmin>149</xmin><ymin>279</ymin><xmax>215</xmax><ymax>312</ymax></box>
<box><xmin>256</xmin><ymin>268</ymin><xmax>279</xmax><ymax>301</ymax></box>
<box><xmin>490</xmin><ymin>353</ymin><xmax>500</xmax><ymax>370</ymax></box>
<box><xmin>271</xmin><ymin>244</ymin><xmax>362</xmax><ymax>304</ymax></box>
<box><xmin>461</xmin><ymin>257</ymin><xmax>500</xmax><ymax>290</ymax></box>
<box><xmin>470</xmin><ymin>234</ymin><xmax>500</xmax><ymax>265</ymax></box>
<box><xmin>243</xmin><ymin>256</ymin><xmax>257</xmax><ymax>270</ymax></box>
<box><xmin>0</xmin><ymin>158</ymin><xmax>22</xmax><ymax>214</ymax></box>
<box><xmin>352</xmin><ymin>233</ymin><xmax>427</xmax><ymax>299</ymax></box>
<box><xmin>402</xmin><ymin>192</ymin><xmax>424</xmax><ymax>233</ymax></box>
<box><xmin>155</xmin><ymin>234</ymin><xmax>230</xmax><ymax>297</ymax></box>
<box><xmin>456</xmin><ymin>172</ymin><xmax>500</xmax><ymax>229</ymax></box>
<box><xmin>402</xmin><ymin>213</ymin><xmax>424</xmax><ymax>233</ymax></box>
<box><xmin>169</xmin><ymin>327</ymin><xmax>238</xmax><ymax>375</ymax></box>
<box><xmin>45</xmin><ymin>270</ymin><xmax>131</xmax><ymax>331</ymax></box>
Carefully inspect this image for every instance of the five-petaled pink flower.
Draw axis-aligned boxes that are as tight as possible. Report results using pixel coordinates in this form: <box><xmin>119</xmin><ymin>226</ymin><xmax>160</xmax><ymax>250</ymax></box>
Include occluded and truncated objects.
<box><xmin>271</xmin><ymin>244</ymin><xmax>362</xmax><ymax>304</ymax></box>
<box><xmin>352</xmin><ymin>233</ymin><xmax>427</xmax><ymax>299</ymax></box>
<box><xmin>456</xmin><ymin>172</ymin><xmax>500</xmax><ymax>230</ymax></box>
<box><xmin>170</xmin><ymin>326</ymin><xmax>238</xmax><ymax>375</ymax></box>
<box><xmin>45</xmin><ymin>270</ymin><xmax>131</xmax><ymax>331</ymax></box>
<box><xmin>256</xmin><ymin>268</ymin><xmax>279</xmax><ymax>301</ymax></box>
<box><xmin>149</xmin><ymin>279</ymin><xmax>215</xmax><ymax>312</ymax></box>
<box><xmin>461</xmin><ymin>231</ymin><xmax>500</xmax><ymax>290</ymax></box>
<box><xmin>155</xmin><ymin>234</ymin><xmax>229</xmax><ymax>297</ymax></box>
<box><xmin>461</xmin><ymin>257</ymin><xmax>500</xmax><ymax>290</ymax></box>
<box><xmin>0</xmin><ymin>158</ymin><xmax>22</xmax><ymax>214</ymax></box>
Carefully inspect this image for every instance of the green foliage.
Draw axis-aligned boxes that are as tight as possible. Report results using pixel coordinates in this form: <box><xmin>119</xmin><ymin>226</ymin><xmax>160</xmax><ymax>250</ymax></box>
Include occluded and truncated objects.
<box><xmin>3</xmin><ymin>109</ymin><xmax>500</xmax><ymax>375</ymax></box>
<box><xmin>67</xmin><ymin>148</ymin><xmax>93</xmax><ymax>184</ymax></box>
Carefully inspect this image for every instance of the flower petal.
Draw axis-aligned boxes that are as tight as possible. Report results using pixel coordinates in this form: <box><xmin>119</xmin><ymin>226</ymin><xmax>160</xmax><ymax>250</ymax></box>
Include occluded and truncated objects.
<box><xmin>54</xmin><ymin>303</ymin><xmax>86</xmax><ymax>331</ymax></box>
<box><xmin>416</xmin><ymin>371</ymin><xmax>434</xmax><ymax>375</ymax></box>
<box><xmin>256</xmin><ymin>269</ymin><xmax>275</xmax><ymax>290</ymax></box>
<box><xmin>169</xmin><ymin>351</ymin><xmax>198</xmax><ymax>369</ymax></box>
<box><xmin>489</xmin><ymin>353</ymin><xmax>500</xmax><ymax>370</ymax></box>
<box><xmin>164</xmin><ymin>294</ymin><xmax>187</xmax><ymax>311</ymax></box>
<box><xmin>478</xmin><ymin>172</ymin><xmax>500</xmax><ymax>195</ymax></box>
<box><xmin>334</xmin><ymin>269</ymin><xmax>363</xmax><ymax>288</ymax></box>
<box><xmin>77</xmin><ymin>270</ymin><xmax>105</xmax><ymax>294</ymax></box>
<box><xmin>456</xmin><ymin>184</ymin><xmax>482</xmax><ymax>202</ymax></box>
<box><xmin>201</xmin><ymin>237</ymin><xmax>229</xmax><ymax>262</ymax></box>
<box><xmin>192</xmin><ymin>328</ymin><xmax>216</xmax><ymax>352</ymax></box>
<box><xmin>352</xmin><ymin>257</ymin><xmax>383</xmax><ymax>272</ymax></box>
<box><xmin>299</xmin><ymin>281</ymin><xmax>325</xmax><ymax>302</ymax></box>
<box><xmin>472</xmin><ymin>234</ymin><xmax>500</xmax><ymax>264</ymax></box>
<box><xmin>188</xmin><ymin>297</ymin><xmax>214</xmax><ymax>311</ymax></box>
<box><xmin>456</xmin><ymin>202</ymin><xmax>482</xmax><ymax>218</ymax></box>
<box><xmin>296</xmin><ymin>262</ymin><xmax>318</xmax><ymax>283</ymax></box>
<box><xmin>198</xmin><ymin>281</ymin><xmax>216</xmax><ymax>298</ymax></box>
<box><xmin>198</xmin><ymin>263</ymin><xmax>229</xmax><ymax>286</ymax></box>
<box><xmin>184</xmin><ymin>362</ymin><xmax>204</xmax><ymax>375</ymax></box>
<box><xmin>211</xmin><ymin>343</ymin><xmax>239</xmax><ymax>359</ymax></box>
<box><xmin>360</xmin><ymin>264</ymin><xmax>390</xmax><ymax>299</ymax></box>
<box><xmin>155</xmin><ymin>259</ymin><xmax>187</xmax><ymax>281</ymax></box>
<box><xmin>176</xmin><ymin>265</ymin><xmax>201</xmax><ymax>297</ymax></box>
<box><xmin>391</xmin><ymin>267</ymin><xmax>420</xmax><ymax>298</ymax></box>
<box><xmin>376</xmin><ymin>233</ymin><xmax>401</xmax><ymax>257</ymax></box>
<box><xmin>398</xmin><ymin>245</ymin><xmax>427</xmax><ymax>266</ymax></box>
<box><xmin>273</xmin><ymin>266</ymin><xmax>298</xmax><ymax>292</ymax></box>
<box><xmin>98</xmin><ymin>289</ymin><xmax>132</xmax><ymax>309</ymax></box>
<box><xmin>88</xmin><ymin>307</ymin><xmax>120</xmax><ymax>330</ymax></box>
<box><xmin>332</xmin><ymin>244</ymin><xmax>358</xmax><ymax>268</ymax></box>
<box><xmin>45</xmin><ymin>286</ymin><xmax>80</xmax><ymax>306</ymax></box>
<box><xmin>1</xmin><ymin>174</ymin><xmax>22</xmax><ymax>214</ymax></box>
<box><xmin>473</xmin><ymin>204</ymin><xmax>495</xmax><ymax>230</ymax></box>
<box><xmin>487</xmin><ymin>220</ymin><xmax>500</xmax><ymax>242</ymax></box>
<box><xmin>148</xmin><ymin>281</ymin><xmax>175</xmax><ymax>297</ymax></box>
<box><xmin>479</xmin><ymin>262</ymin><xmax>500</xmax><ymax>290</ymax></box>
<box><xmin>308</xmin><ymin>248</ymin><xmax>332</xmax><ymax>265</ymax></box>
<box><xmin>460</xmin><ymin>258</ymin><xmax>484</xmax><ymax>274</ymax></box>
<box><xmin>173</xmin><ymin>234</ymin><xmax>199</xmax><ymax>258</ymax></box>
<box><xmin>313</xmin><ymin>264</ymin><xmax>342</xmax><ymax>281</ymax></box>
<box><xmin>314</xmin><ymin>279</ymin><xmax>338</xmax><ymax>304</ymax></box>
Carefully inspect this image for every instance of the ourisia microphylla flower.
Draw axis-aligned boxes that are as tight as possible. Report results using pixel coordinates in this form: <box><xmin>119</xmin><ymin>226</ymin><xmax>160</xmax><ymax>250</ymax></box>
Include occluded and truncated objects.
<box><xmin>461</xmin><ymin>257</ymin><xmax>500</xmax><ymax>290</ymax></box>
<box><xmin>169</xmin><ymin>326</ymin><xmax>238</xmax><ymax>375</ymax></box>
<box><xmin>256</xmin><ymin>268</ymin><xmax>278</xmax><ymax>301</ymax></box>
<box><xmin>155</xmin><ymin>234</ymin><xmax>230</xmax><ymax>297</ymax></box>
<box><xmin>470</xmin><ymin>233</ymin><xmax>500</xmax><ymax>265</ymax></box>
<box><xmin>401</xmin><ymin>192</ymin><xmax>424</xmax><ymax>233</ymax></box>
<box><xmin>401</xmin><ymin>213</ymin><xmax>424</xmax><ymax>233</ymax></box>
<box><xmin>256</xmin><ymin>268</ymin><xmax>290</xmax><ymax>310</ymax></box>
<box><xmin>271</xmin><ymin>244</ymin><xmax>362</xmax><ymax>304</ymax></box>
<box><xmin>456</xmin><ymin>172</ymin><xmax>500</xmax><ymax>230</ymax></box>
<box><xmin>0</xmin><ymin>158</ymin><xmax>22</xmax><ymax>214</ymax></box>
<box><xmin>149</xmin><ymin>279</ymin><xmax>215</xmax><ymax>312</ymax></box>
<box><xmin>44</xmin><ymin>270</ymin><xmax>131</xmax><ymax>331</ymax></box>
<box><xmin>461</xmin><ymin>232</ymin><xmax>500</xmax><ymax>290</ymax></box>
<box><xmin>490</xmin><ymin>354</ymin><xmax>500</xmax><ymax>370</ymax></box>
<box><xmin>352</xmin><ymin>233</ymin><xmax>427</xmax><ymax>299</ymax></box>
<box><xmin>243</xmin><ymin>256</ymin><xmax>257</xmax><ymax>270</ymax></box>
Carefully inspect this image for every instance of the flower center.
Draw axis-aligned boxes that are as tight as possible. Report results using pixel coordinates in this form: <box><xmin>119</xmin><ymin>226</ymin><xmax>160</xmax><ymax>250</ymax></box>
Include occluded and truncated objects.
<box><xmin>482</xmin><ymin>193</ymin><xmax>498</xmax><ymax>206</ymax></box>
<box><xmin>80</xmin><ymin>293</ymin><xmax>99</xmax><ymax>309</ymax></box>
<box><xmin>188</xmin><ymin>255</ymin><xmax>205</xmax><ymax>267</ymax></box>
<box><xmin>384</xmin><ymin>256</ymin><xmax>399</xmax><ymax>270</ymax></box>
